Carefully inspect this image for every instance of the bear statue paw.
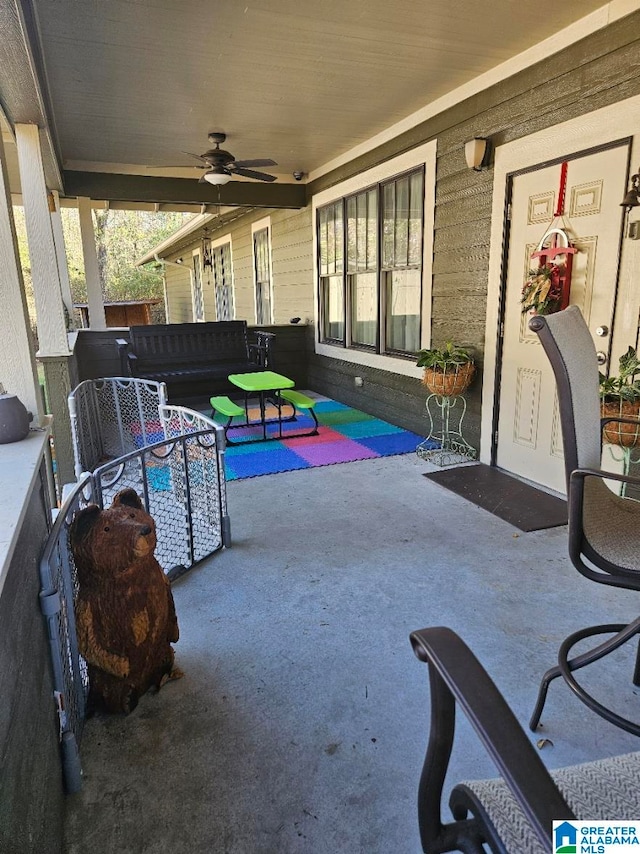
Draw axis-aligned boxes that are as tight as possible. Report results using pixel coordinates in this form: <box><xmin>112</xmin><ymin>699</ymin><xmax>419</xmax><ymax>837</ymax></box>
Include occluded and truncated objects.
<box><xmin>158</xmin><ymin>665</ymin><xmax>184</xmax><ymax>689</ymax></box>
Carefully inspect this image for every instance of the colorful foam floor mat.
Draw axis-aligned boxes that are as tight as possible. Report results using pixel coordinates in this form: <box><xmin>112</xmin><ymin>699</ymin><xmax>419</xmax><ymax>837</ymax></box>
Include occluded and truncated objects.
<box><xmin>220</xmin><ymin>396</ymin><xmax>429</xmax><ymax>480</ymax></box>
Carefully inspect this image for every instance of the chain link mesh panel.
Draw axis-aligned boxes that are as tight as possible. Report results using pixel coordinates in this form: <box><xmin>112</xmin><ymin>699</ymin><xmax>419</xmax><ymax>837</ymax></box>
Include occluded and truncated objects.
<box><xmin>68</xmin><ymin>377</ymin><xmax>168</xmax><ymax>479</ymax></box>
<box><xmin>92</xmin><ymin>418</ymin><xmax>228</xmax><ymax>579</ymax></box>
<box><xmin>39</xmin><ymin>477</ymin><xmax>93</xmax><ymax>793</ymax></box>
<box><xmin>43</xmin><ymin>390</ymin><xmax>229</xmax><ymax>793</ymax></box>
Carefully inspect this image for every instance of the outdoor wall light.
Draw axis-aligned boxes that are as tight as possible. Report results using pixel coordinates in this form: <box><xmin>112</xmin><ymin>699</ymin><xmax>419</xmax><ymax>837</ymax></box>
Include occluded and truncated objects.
<box><xmin>465</xmin><ymin>137</ymin><xmax>491</xmax><ymax>171</ymax></box>
<box><xmin>620</xmin><ymin>168</ymin><xmax>640</xmax><ymax>210</ymax></box>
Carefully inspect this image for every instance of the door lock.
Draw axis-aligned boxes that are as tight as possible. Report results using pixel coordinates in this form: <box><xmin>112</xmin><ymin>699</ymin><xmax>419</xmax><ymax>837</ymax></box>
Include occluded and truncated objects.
<box><xmin>596</xmin><ymin>351</ymin><xmax>608</xmax><ymax>365</ymax></box>
<box><xmin>596</xmin><ymin>325</ymin><xmax>609</xmax><ymax>337</ymax></box>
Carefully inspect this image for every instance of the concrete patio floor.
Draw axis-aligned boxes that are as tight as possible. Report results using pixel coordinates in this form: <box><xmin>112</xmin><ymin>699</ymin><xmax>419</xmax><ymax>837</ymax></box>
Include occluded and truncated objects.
<box><xmin>63</xmin><ymin>452</ymin><xmax>640</xmax><ymax>853</ymax></box>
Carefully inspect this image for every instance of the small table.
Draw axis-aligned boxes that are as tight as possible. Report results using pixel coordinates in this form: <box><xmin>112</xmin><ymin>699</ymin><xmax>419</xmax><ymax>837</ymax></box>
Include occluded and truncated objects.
<box><xmin>228</xmin><ymin>371</ymin><xmax>296</xmax><ymax>441</ymax></box>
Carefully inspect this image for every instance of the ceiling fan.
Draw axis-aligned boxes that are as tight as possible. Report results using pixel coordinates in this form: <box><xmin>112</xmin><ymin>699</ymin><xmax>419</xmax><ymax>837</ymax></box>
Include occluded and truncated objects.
<box><xmin>183</xmin><ymin>132</ymin><xmax>278</xmax><ymax>185</ymax></box>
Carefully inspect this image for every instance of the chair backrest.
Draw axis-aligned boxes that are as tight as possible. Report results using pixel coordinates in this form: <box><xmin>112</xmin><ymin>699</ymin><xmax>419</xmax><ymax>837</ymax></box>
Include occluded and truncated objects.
<box><xmin>529</xmin><ymin>306</ymin><xmax>601</xmax><ymax>490</ymax></box>
<box><xmin>129</xmin><ymin>321</ymin><xmax>250</xmax><ymax>370</ymax></box>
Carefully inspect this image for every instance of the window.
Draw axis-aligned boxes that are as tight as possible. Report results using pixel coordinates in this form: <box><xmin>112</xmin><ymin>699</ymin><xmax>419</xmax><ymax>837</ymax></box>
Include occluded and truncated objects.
<box><xmin>191</xmin><ymin>251</ymin><xmax>205</xmax><ymax>322</ymax></box>
<box><xmin>253</xmin><ymin>226</ymin><xmax>272</xmax><ymax>324</ymax></box>
<box><xmin>317</xmin><ymin>168</ymin><xmax>424</xmax><ymax>356</ymax></box>
<box><xmin>382</xmin><ymin>171</ymin><xmax>423</xmax><ymax>354</ymax></box>
<box><xmin>318</xmin><ymin>202</ymin><xmax>344</xmax><ymax>342</ymax></box>
<box><xmin>347</xmin><ymin>189</ymin><xmax>377</xmax><ymax>347</ymax></box>
<box><xmin>211</xmin><ymin>242</ymin><xmax>234</xmax><ymax>321</ymax></box>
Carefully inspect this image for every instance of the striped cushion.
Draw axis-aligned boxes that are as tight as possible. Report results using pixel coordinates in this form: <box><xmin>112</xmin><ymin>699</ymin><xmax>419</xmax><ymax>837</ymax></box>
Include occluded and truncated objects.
<box><xmin>460</xmin><ymin>751</ymin><xmax>640</xmax><ymax>854</ymax></box>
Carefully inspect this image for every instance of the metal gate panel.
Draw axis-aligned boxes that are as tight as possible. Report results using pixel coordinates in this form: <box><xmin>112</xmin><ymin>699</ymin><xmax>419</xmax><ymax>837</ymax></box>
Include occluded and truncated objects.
<box><xmin>41</xmin><ymin>405</ymin><xmax>228</xmax><ymax>793</ymax></box>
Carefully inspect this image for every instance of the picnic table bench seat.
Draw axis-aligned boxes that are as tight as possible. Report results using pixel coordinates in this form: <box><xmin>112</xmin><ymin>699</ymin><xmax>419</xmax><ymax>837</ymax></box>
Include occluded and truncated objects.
<box><xmin>116</xmin><ymin>321</ymin><xmax>275</xmax><ymax>399</ymax></box>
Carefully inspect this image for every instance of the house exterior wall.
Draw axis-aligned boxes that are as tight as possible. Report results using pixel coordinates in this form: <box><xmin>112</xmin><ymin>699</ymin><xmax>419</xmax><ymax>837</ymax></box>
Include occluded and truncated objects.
<box><xmin>302</xmin><ymin>11</ymin><xmax>640</xmax><ymax>447</ymax></box>
<box><xmin>164</xmin><ymin>263</ymin><xmax>193</xmax><ymax>323</ymax></box>
<box><xmin>269</xmin><ymin>206</ymin><xmax>314</xmax><ymax>324</ymax></box>
<box><xmin>0</xmin><ymin>460</ymin><xmax>63</xmax><ymax>854</ymax></box>
<box><xmin>164</xmin><ymin>207</ymin><xmax>315</xmax><ymax>327</ymax></box>
<box><xmin>155</xmin><ymin>14</ymin><xmax>640</xmax><ymax>451</ymax></box>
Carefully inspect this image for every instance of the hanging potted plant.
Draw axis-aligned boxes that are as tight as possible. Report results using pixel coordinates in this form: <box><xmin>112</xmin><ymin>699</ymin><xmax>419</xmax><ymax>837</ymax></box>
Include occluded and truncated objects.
<box><xmin>416</xmin><ymin>342</ymin><xmax>475</xmax><ymax>397</ymax></box>
<box><xmin>600</xmin><ymin>346</ymin><xmax>640</xmax><ymax>447</ymax></box>
<box><xmin>520</xmin><ymin>264</ymin><xmax>564</xmax><ymax>316</ymax></box>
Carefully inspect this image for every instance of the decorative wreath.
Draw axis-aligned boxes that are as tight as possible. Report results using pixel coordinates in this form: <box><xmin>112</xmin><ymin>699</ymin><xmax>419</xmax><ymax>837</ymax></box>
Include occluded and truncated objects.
<box><xmin>520</xmin><ymin>264</ymin><xmax>564</xmax><ymax>316</ymax></box>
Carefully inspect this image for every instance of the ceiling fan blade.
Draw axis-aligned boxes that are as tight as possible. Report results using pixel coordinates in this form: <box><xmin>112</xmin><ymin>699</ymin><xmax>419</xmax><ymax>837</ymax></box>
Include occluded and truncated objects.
<box><xmin>233</xmin><ymin>158</ymin><xmax>277</xmax><ymax>169</ymax></box>
<box><xmin>181</xmin><ymin>150</ymin><xmax>209</xmax><ymax>163</ymax></box>
<box><xmin>231</xmin><ymin>166</ymin><xmax>277</xmax><ymax>182</ymax></box>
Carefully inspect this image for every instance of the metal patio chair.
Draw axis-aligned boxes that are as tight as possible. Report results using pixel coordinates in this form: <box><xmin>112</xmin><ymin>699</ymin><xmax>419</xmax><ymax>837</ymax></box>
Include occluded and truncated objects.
<box><xmin>528</xmin><ymin>305</ymin><xmax>640</xmax><ymax>735</ymax></box>
<box><xmin>410</xmin><ymin>626</ymin><xmax>640</xmax><ymax>854</ymax></box>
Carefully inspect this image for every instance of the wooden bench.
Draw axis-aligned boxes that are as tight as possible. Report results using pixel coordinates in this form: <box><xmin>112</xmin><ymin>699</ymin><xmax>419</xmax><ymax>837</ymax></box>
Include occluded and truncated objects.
<box><xmin>116</xmin><ymin>321</ymin><xmax>275</xmax><ymax>399</ymax></box>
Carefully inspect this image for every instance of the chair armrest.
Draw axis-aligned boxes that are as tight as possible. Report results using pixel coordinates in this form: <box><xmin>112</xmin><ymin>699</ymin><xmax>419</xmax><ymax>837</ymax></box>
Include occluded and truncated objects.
<box><xmin>571</xmin><ymin>466</ymin><xmax>640</xmax><ymax>490</ymax></box>
<box><xmin>410</xmin><ymin>627</ymin><xmax>572</xmax><ymax>852</ymax></box>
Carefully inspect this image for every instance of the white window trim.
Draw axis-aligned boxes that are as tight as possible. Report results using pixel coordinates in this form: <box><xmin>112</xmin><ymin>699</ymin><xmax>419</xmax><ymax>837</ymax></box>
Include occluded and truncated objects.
<box><xmin>191</xmin><ymin>248</ymin><xmax>205</xmax><ymax>322</ymax></box>
<box><xmin>211</xmin><ymin>233</ymin><xmax>235</xmax><ymax>320</ymax></box>
<box><xmin>312</xmin><ymin>139</ymin><xmax>436</xmax><ymax>379</ymax></box>
<box><xmin>251</xmin><ymin>216</ymin><xmax>273</xmax><ymax>325</ymax></box>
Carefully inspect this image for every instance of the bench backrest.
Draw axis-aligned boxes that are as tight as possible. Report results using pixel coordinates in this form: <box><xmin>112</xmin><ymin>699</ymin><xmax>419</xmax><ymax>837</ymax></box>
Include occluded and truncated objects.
<box><xmin>129</xmin><ymin>321</ymin><xmax>251</xmax><ymax>370</ymax></box>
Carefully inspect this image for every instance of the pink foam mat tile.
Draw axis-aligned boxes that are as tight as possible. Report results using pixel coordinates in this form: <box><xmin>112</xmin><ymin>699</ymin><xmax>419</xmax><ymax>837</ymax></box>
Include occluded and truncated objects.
<box><xmin>294</xmin><ymin>439</ymin><xmax>379</xmax><ymax>465</ymax></box>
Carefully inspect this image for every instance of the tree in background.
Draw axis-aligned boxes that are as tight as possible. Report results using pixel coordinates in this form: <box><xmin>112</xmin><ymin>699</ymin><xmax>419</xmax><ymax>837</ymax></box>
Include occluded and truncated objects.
<box><xmin>13</xmin><ymin>206</ymin><xmax>190</xmax><ymax>330</ymax></box>
<box><xmin>61</xmin><ymin>208</ymin><xmax>189</xmax><ymax>306</ymax></box>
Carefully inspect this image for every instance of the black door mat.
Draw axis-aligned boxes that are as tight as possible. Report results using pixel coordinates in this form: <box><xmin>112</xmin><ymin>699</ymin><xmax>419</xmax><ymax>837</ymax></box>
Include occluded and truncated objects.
<box><xmin>423</xmin><ymin>463</ymin><xmax>567</xmax><ymax>532</ymax></box>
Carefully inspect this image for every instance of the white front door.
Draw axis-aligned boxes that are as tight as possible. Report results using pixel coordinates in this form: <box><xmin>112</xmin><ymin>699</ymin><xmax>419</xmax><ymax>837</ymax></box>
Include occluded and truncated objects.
<box><xmin>496</xmin><ymin>144</ymin><xmax>629</xmax><ymax>494</ymax></box>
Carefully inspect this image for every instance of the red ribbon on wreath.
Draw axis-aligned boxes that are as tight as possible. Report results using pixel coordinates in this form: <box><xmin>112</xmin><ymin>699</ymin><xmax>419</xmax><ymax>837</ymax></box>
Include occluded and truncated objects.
<box><xmin>521</xmin><ymin>162</ymin><xmax>577</xmax><ymax>315</ymax></box>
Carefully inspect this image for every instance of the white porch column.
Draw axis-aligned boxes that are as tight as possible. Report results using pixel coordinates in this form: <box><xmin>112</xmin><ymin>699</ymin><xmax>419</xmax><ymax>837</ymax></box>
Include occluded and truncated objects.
<box><xmin>77</xmin><ymin>196</ymin><xmax>106</xmax><ymax>330</ymax></box>
<box><xmin>49</xmin><ymin>190</ymin><xmax>75</xmax><ymax>328</ymax></box>
<box><xmin>14</xmin><ymin>123</ymin><xmax>69</xmax><ymax>355</ymax></box>
<box><xmin>0</xmin><ymin>130</ymin><xmax>43</xmax><ymax>422</ymax></box>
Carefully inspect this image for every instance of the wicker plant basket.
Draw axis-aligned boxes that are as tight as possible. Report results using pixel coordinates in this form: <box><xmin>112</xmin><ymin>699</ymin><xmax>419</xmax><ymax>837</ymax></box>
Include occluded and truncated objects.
<box><xmin>601</xmin><ymin>400</ymin><xmax>640</xmax><ymax>448</ymax></box>
<box><xmin>422</xmin><ymin>362</ymin><xmax>475</xmax><ymax>397</ymax></box>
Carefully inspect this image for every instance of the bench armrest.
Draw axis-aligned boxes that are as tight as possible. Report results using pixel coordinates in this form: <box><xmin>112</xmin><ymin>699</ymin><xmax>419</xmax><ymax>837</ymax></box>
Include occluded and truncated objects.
<box><xmin>250</xmin><ymin>330</ymin><xmax>276</xmax><ymax>368</ymax></box>
<box><xmin>410</xmin><ymin>627</ymin><xmax>572</xmax><ymax>852</ymax></box>
<box><xmin>115</xmin><ymin>338</ymin><xmax>136</xmax><ymax>376</ymax></box>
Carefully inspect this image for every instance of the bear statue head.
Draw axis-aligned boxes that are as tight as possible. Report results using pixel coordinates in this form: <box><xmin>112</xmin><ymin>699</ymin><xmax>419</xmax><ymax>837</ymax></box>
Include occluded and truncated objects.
<box><xmin>70</xmin><ymin>488</ymin><xmax>158</xmax><ymax>584</ymax></box>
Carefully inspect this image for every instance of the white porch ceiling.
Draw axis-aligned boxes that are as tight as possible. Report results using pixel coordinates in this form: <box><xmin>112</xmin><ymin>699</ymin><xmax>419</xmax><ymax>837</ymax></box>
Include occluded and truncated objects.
<box><xmin>0</xmin><ymin>0</ymin><xmax>631</xmax><ymax>197</ymax></box>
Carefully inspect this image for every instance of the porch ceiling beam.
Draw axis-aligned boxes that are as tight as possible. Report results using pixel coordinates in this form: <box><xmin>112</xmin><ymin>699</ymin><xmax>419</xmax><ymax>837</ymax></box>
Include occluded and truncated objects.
<box><xmin>61</xmin><ymin>172</ymin><xmax>308</xmax><ymax>210</ymax></box>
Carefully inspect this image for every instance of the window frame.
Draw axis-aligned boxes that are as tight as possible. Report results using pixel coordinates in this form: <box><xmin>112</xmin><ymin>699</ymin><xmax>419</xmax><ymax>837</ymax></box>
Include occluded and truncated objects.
<box><xmin>251</xmin><ymin>217</ymin><xmax>273</xmax><ymax>325</ymax></box>
<box><xmin>191</xmin><ymin>248</ymin><xmax>205</xmax><ymax>322</ymax></box>
<box><xmin>210</xmin><ymin>234</ymin><xmax>235</xmax><ymax>321</ymax></box>
<box><xmin>313</xmin><ymin>140</ymin><xmax>436</xmax><ymax>378</ymax></box>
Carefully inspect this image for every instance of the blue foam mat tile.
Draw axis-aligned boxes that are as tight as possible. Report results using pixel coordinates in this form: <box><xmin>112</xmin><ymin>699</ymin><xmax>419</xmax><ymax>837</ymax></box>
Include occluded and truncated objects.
<box><xmin>356</xmin><ymin>431</ymin><xmax>425</xmax><ymax>456</ymax></box>
<box><xmin>336</xmin><ymin>419</ymin><xmax>405</xmax><ymax>439</ymax></box>
<box><xmin>225</xmin><ymin>447</ymin><xmax>311</xmax><ymax>479</ymax></box>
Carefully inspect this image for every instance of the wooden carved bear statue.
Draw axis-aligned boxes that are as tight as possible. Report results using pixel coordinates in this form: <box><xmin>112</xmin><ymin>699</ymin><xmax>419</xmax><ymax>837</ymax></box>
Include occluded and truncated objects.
<box><xmin>70</xmin><ymin>488</ymin><xmax>182</xmax><ymax>714</ymax></box>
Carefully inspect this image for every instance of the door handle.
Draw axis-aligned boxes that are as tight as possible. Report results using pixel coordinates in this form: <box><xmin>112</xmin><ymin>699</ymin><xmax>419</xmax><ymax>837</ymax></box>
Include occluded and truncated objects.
<box><xmin>596</xmin><ymin>351</ymin><xmax>607</xmax><ymax>365</ymax></box>
<box><xmin>596</xmin><ymin>325</ymin><xmax>609</xmax><ymax>337</ymax></box>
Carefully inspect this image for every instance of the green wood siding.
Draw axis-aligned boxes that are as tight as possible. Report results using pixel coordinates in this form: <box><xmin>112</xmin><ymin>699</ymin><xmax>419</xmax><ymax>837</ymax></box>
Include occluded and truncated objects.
<box><xmin>165</xmin><ymin>263</ymin><xmax>193</xmax><ymax>323</ymax></box>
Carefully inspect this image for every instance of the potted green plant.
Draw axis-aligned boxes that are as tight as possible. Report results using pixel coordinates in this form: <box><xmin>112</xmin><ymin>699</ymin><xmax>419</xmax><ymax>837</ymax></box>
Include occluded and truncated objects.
<box><xmin>416</xmin><ymin>341</ymin><xmax>476</xmax><ymax>396</ymax></box>
<box><xmin>600</xmin><ymin>346</ymin><xmax>640</xmax><ymax>447</ymax></box>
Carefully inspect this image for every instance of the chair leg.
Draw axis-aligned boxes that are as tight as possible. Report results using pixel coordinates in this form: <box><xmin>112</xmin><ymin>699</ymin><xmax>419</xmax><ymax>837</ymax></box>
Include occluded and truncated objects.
<box><xmin>530</xmin><ymin>618</ymin><xmax>640</xmax><ymax>735</ymax></box>
<box><xmin>633</xmin><ymin>636</ymin><xmax>640</xmax><ymax>688</ymax></box>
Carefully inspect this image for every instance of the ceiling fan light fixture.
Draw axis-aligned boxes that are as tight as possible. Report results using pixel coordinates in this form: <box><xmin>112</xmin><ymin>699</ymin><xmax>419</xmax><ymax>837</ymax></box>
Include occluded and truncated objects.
<box><xmin>204</xmin><ymin>170</ymin><xmax>232</xmax><ymax>186</ymax></box>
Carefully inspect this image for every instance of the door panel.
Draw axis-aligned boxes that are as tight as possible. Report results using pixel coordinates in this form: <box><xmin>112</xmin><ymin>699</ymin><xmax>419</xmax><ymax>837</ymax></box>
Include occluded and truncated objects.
<box><xmin>496</xmin><ymin>145</ymin><xmax>628</xmax><ymax>493</ymax></box>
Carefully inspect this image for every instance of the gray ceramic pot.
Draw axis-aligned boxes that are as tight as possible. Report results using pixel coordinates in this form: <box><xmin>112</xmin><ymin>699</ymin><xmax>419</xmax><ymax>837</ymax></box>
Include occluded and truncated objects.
<box><xmin>0</xmin><ymin>394</ymin><xmax>32</xmax><ymax>444</ymax></box>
